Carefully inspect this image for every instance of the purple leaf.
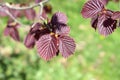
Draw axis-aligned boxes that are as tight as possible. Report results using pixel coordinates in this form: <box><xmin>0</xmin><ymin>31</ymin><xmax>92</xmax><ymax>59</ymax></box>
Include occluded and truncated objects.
<box><xmin>81</xmin><ymin>0</ymin><xmax>104</xmax><ymax>18</ymax></box>
<box><xmin>24</xmin><ymin>22</ymin><xmax>46</xmax><ymax>48</ymax></box>
<box><xmin>111</xmin><ymin>11</ymin><xmax>120</xmax><ymax>20</ymax></box>
<box><xmin>4</xmin><ymin>26</ymin><xmax>20</xmax><ymax>41</ymax></box>
<box><xmin>55</xmin><ymin>26</ymin><xmax>70</xmax><ymax>35</ymax></box>
<box><xmin>91</xmin><ymin>15</ymin><xmax>98</xmax><ymax>30</ymax></box>
<box><xmin>24</xmin><ymin>9</ymin><xmax>36</xmax><ymax>20</ymax></box>
<box><xmin>4</xmin><ymin>21</ymin><xmax>20</xmax><ymax>41</ymax></box>
<box><xmin>106</xmin><ymin>10</ymin><xmax>113</xmax><ymax>16</ymax></box>
<box><xmin>31</xmin><ymin>23</ymin><xmax>42</xmax><ymax>33</ymax></box>
<box><xmin>4</xmin><ymin>26</ymin><xmax>10</xmax><ymax>36</ymax></box>
<box><xmin>24</xmin><ymin>22</ymin><xmax>42</xmax><ymax>48</ymax></box>
<box><xmin>36</xmin><ymin>34</ymin><xmax>58</xmax><ymax>61</ymax></box>
<box><xmin>99</xmin><ymin>0</ymin><xmax>109</xmax><ymax>5</ymax></box>
<box><xmin>51</xmin><ymin>12</ymin><xmax>68</xmax><ymax>24</ymax></box>
<box><xmin>97</xmin><ymin>14</ymin><xmax>117</xmax><ymax>36</ymax></box>
<box><xmin>9</xmin><ymin>9</ymin><xmax>22</xmax><ymax>18</ymax></box>
<box><xmin>58</xmin><ymin>35</ymin><xmax>76</xmax><ymax>58</ymax></box>
<box><xmin>24</xmin><ymin>32</ymin><xmax>36</xmax><ymax>49</ymax></box>
<box><xmin>9</xmin><ymin>28</ymin><xmax>20</xmax><ymax>41</ymax></box>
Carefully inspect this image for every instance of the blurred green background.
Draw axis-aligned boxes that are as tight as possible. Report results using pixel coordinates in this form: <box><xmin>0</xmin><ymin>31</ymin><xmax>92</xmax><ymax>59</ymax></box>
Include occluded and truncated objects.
<box><xmin>0</xmin><ymin>0</ymin><xmax>120</xmax><ymax>80</ymax></box>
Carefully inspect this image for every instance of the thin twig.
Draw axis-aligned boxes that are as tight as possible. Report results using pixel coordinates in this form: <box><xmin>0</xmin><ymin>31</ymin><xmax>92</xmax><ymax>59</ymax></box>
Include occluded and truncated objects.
<box><xmin>39</xmin><ymin>3</ymin><xmax>43</xmax><ymax>16</ymax></box>
<box><xmin>0</xmin><ymin>6</ymin><xmax>29</xmax><ymax>27</ymax></box>
<box><xmin>0</xmin><ymin>0</ymin><xmax>49</xmax><ymax>26</ymax></box>
<box><xmin>5</xmin><ymin>10</ymin><xmax>21</xmax><ymax>24</ymax></box>
<box><xmin>4</xmin><ymin>0</ymin><xmax>48</xmax><ymax>10</ymax></box>
<box><xmin>39</xmin><ymin>3</ymin><xmax>45</xmax><ymax>21</ymax></box>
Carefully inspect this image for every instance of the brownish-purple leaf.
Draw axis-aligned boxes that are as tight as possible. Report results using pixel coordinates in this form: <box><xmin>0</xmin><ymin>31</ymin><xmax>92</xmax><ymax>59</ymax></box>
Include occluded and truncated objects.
<box><xmin>24</xmin><ymin>32</ymin><xmax>36</xmax><ymax>49</ymax></box>
<box><xmin>91</xmin><ymin>15</ymin><xmax>98</xmax><ymax>30</ymax></box>
<box><xmin>24</xmin><ymin>9</ymin><xmax>36</xmax><ymax>20</ymax></box>
<box><xmin>9</xmin><ymin>28</ymin><xmax>20</xmax><ymax>41</ymax></box>
<box><xmin>58</xmin><ymin>36</ymin><xmax>76</xmax><ymax>58</ymax></box>
<box><xmin>31</xmin><ymin>22</ymin><xmax>42</xmax><ymax>33</ymax></box>
<box><xmin>97</xmin><ymin>14</ymin><xmax>117</xmax><ymax>36</ymax></box>
<box><xmin>9</xmin><ymin>9</ymin><xmax>22</xmax><ymax>18</ymax></box>
<box><xmin>111</xmin><ymin>11</ymin><xmax>120</xmax><ymax>19</ymax></box>
<box><xmin>106</xmin><ymin>10</ymin><xmax>113</xmax><ymax>16</ymax></box>
<box><xmin>51</xmin><ymin>12</ymin><xmax>68</xmax><ymax>24</ymax></box>
<box><xmin>4</xmin><ymin>26</ymin><xmax>20</xmax><ymax>41</ymax></box>
<box><xmin>24</xmin><ymin>23</ymin><xmax>43</xmax><ymax>48</ymax></box>
<box><xmin>4</xmin><ymin>27</ymin><xmax>10</xmax><ymax>36</ymax></box>
<box><xmin>55</xmin><ymin>26</ymin><xmax>70</xmax><ymax>35</ymax></box>
<box><xmin>4</xmin><ymin>21</ymin><xmax>20</xmax><ymax>41</ymax></box>
<box><xmin>81</xmin><ymin>0</ymin><xmax>104</xmax><ymax>18</ymax></box>
<box><xmin>36</xmin><ymin>34</ymin><xmax>58</xmax><ymax>61</ymax></box>
<box><xmin>99</xmin><ymin>0</ymin><xmax>109</xmax><ymax>5</ymax></box>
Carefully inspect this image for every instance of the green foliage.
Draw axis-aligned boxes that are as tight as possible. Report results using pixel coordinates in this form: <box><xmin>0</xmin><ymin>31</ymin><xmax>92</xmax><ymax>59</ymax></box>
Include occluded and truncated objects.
<box><xmin>0</xmin><ymin>0</ymin><xmax>120</xmax><ymax>80</ymax></box>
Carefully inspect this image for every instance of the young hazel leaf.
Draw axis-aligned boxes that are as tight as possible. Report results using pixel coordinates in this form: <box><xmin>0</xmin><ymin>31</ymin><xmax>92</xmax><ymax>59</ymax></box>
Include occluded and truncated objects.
<box><xmin>58</xmin><ymin>36</ymin><xmax>76</xmax><ymax>58</ymax></box>
<box><xmin>81</xmin><ymin>0</ymin><xmax>104</xmax><ymax>18</ymax></box>
<box><xmin>91</xmin><ymin>15</ymin><xmax>98</xmax><ymax>30</ymax></box>
<box><xmin>55</xmin><ymin>26</ymin><xmax>70</xmax><ymax>35</ymax></box>
<box><xmin>4</xmin><ymin>27</ymin><xmax>20</xmax><ymax>41</ymax></box>
<box><xmin>31</xmin><ymin>23</ymin><xmax>42</xmax><ymax>33</ymax></box>
<box><xmin>4</xmin><ymin>22</ymin><xmax>20</xmax><ymax>41</ymax></box>
<box><xmin>24</xmin><ymin>33</ymin><xmax>36</xmax><ymax>49</ymax></box>
<box><xmin>99</xmin><ymin>0</ymin><xmax>109</xmax><ymax>5</ymax></box>
<box><xmin>51</xmin><ymin>12</ymin><xmax>68</xmax><ymax>25</ymax></box>
<box><xmin>9</xmin><ymin>9</ymin><xmax>22</xmax><ymax>18</ymax></box>
<box><xmin>10</xmin><ymin>28</ymin><xmax>20</xmax><ymax>41</ymax></box>
<box><xmin>4</xmin><ymin>26</ymin><xmax>10</xmax><ymax>36</ymax></box>
<box><xmin>111</xmin><ymin>11</ymin><xmax>120</xmax><ymax>20</ymax></box>
<box><xmin>24</xmin><ymin>9</ymin><xmax>36</xmax><ymax>20</ymax></box>
<box><xmin>36</xmin><ymin>34</ymin><xmax>58</xmax><ymax>61</ymax></box>
<box><xmin>106</xmin><ymin>10</ymin><xmax>113</xmax><ymax>16</ymax></box>
<box><xmin>97</xmin><ymin>14</ymin><xmax>117</xmax><ymax>36</ymax></box>
<box><xmin>24</xmin><ymin>23</ymin><xmax>42</xmax><ymax>48</ymax></box>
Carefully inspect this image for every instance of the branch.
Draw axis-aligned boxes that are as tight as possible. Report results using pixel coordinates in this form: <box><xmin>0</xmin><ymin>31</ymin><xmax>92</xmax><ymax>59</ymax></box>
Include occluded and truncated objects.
<box><xmin>0</xmin><ymin>6</ymin><xmax>22</xmax><ymax>24</ymax></box>
<box><xmin>5</xmin><ymin>10</ymin><xmax>22</xmax><ymax>24</ymax></box>
<box><xmin>4</xmin><ymin>0</ymin><xmax>48</xmax><ymax>10</ymax></box>
<box><xmin>0</xmin><ymin>0</ymin><xmax>49</xmax><ymax>26</ymax></box>
<box><xmin>0</xmin><ymin>7</ymin><xmax>28</xmax><ymax>27</ymax></box>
